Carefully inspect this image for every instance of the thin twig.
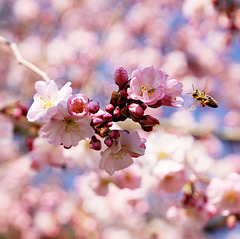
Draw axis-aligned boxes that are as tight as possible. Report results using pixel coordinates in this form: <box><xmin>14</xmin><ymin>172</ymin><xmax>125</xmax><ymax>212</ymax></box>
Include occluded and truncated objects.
<box><xmin>0</xmin><ymin>36</ymin><xmax>51</xmax><ymax>82</ymax></box>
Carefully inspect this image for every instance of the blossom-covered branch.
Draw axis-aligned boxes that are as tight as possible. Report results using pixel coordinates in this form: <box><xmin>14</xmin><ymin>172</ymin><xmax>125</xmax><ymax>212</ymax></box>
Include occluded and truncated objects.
<box><xmin>27</xmin><ymin>65</ymin><xmax>184</xmax><ymax>175</ymax></box>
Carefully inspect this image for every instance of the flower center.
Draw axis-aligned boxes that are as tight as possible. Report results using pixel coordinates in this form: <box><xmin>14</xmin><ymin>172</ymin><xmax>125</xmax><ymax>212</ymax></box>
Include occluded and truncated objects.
<box><xmin>158</xmin><ymin>151</ymin><xmax>167</xmax><ymax>159</ymax></box>
<box><xmin>72</xmin><ymin>100</ymin><xmax>85</xmax><ymax>113</ymax></box>
<box><xmin>226</xmin><ymin>191</ymin><xmax>236</xmax><ymax>204</ymax></box>
<box><xmin>140</xmin><ymin>82</ymin><xmax>154</xmax><ymax>97</ymax></box>
<box><xmin>112</xmin><ymin>147</ymin><xmax>128</xmax><ymax>160</ymax></box>
<box><xmin>40</xmin><ymin>96</ymin><xmax>55</xmax><ymax>109</ymax></box>
<box><xmin>63</xmin><ymin>117</ymin><xmax>79</xmax><ymax>132</ymax></box>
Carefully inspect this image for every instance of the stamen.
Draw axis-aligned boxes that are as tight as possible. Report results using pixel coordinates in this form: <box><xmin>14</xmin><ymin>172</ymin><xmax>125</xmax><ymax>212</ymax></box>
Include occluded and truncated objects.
<box><xmin>140</xmin><ymin>82</ymin><xmax>155</xmax><ymax>97</ymax></box>
<box><xmin>111</xmin><ymin>147</ymin><xmax>128</xmax><ymax>160</ymax></box>
<box><xmin>72</xmin><ymin>101</ymin><xmax>85</xmax><ymax>113</ymax></box>
<box><xmin>64</xmin><ymin>118</ymin><xmax>79</xmax><ymax>133</ymax></box>
<box><xmin>40</xmin><ymin>96</ymin><xmax>55</xmax><ymax>109</ymax></box>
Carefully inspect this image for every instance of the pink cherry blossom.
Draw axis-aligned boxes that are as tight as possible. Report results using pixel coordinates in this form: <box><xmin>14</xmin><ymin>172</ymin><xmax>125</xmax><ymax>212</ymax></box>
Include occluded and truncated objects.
<box><xmin>27</xmin><ymin>80</ymin><xmax>72</xmax><ymax>122</ymax></box>
<box><xmin>67</xmin><ymin>93</ymin><xmax>89</xmax><ymax>118</ymax></box>
<box><xmin>206</xmin><ymin>173</ymin><xmax>240</xmax><ymax>214</ymax></box>
<box><xmin>99</xmin><ymin>131</ymin><xmax>146</xmax><ymax>175</ymax></box>
<box><xmin>39</xmin><ymin>102</ymin><xmax>94</xmax><ymax>148</ymax></box>
<box><xmin>148</xmin><ymin>78</ymin><xmax>184</xmax><ymax>108</ymax></box>
<box><xmin>127</xmin><ymin>103</ymin><xmax>144</xmax><ymax>118</ymax></box>
<box><xmin>153</xmin><ymin>160</ymin><xmax>187</xmax><ymax>193</ymax></box>
<box><xmin>127</xmin><ymin>66</ymin><xmax>166</xmax><ymax>106</ymax></box>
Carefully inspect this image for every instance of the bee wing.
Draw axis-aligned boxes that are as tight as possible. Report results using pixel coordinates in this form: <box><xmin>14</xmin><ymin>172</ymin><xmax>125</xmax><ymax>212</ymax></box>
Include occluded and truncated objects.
<box><xmin>185</xmin><ymin>100</ymin><xmax>198</xmax><ymax>111</ymax></box>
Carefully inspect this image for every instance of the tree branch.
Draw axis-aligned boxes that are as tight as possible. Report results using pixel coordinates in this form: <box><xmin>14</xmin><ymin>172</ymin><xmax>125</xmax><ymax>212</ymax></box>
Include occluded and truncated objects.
<box><xmin>0</xmin><ymin>36</ymin><xmax>51</xmax><ymax>82</ymax></box>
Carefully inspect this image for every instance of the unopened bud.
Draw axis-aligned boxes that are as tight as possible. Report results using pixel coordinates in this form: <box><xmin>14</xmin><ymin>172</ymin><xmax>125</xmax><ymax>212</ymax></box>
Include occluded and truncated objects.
<box><xmin>89</xmin><ymin>100</ymin><xmax>100</xmax><ymax>114</ymax></box>
<box><xmin>128</xmin><ymin>103</ymin><xmax>144</xmax><ymax>118</ymax></box>
<box><xmin>109</xmin><ymin>130</ymin><xmax>120</xmax><ymax>139</ymax></box>
<box><xmin>141</xmin><ymin>125</ymin><xmax>153</xmax><ymax>132</ymax></box>
<box><xmin>138</xmin><ymin>115</ymin><xmax>160</xmax><ymax>127</ymax></box>
<box><xmin>105</xmin><ymin>104</ymin><xmax>114</xmax><ymax>112</ymax></box>
<box><xmin>104</xmin><ymin>137</ymin><xmax>113</xmax><ymax>147</ymax></box>
<box><xmin>89</xmin><ymin>136</ymin><xmax>102</xmax><ymax>150</ymax></box>
<box><xmin>113</xmin><ymin>107</ymin><xmax>120</xmax><ymax>118</ymax></box>
<box><xmin>103</xmin><ymin>112</ymin><xmax>113</xmax><ymax>121</ymax></box>
<box><xmin>105</xmin><ymin>122</ymin><xmax>113</xmax><ymax>127</ymax></box>
<box><xmin>114</xmin><ymin>67</ymin><xmax>128</xmax><ymax>89</ymax></box>
<box><xmin>92</xmin><ymin>117</ymin><xmax>103</xmax><ymax>126</ymax></box>
<box><xmin>99</xmin><ymin>127</ymin><xmax>109</xmax><ymax>137</ymax></box>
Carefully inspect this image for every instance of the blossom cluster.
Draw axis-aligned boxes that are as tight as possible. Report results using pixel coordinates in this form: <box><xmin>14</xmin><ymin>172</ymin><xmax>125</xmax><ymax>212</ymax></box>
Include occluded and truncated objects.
<box><xmin>26</xmin><ymin>66</ymin><xmax>183</xmax><ymax>175</ymax></box>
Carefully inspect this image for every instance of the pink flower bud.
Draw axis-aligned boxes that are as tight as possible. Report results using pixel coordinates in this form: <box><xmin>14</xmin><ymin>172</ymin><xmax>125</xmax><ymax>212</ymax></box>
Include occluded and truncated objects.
<box><xmin>89</xmin><ymin>136</ymin><xmax>101</xmax><ymax>150</ymax></box>
<box><xmin>103</xmin><ymin>112</ymin><xmax>112</xmax><ymax>121</ymax></box>
<box><xmin>105</xmin><ymin>104</ymin><xmax>114</xmax><ymax>112</ymax></box>
<box><xmin>138</xmin><ymin>115</ymin><xmax>159</xmax><ymax>127</ymax></box>
<box><xmin>128</xmin><ymin>103</ymin><xmax>144</xmax><ymax>118</ymax></box>
<box><xmin>105</xmin><ymin>122</ymin><xmax>113</xmax><ymax>127</ymax></box>
<box><xmin>104</xmin><ymin>137</ymin><xmax>113</xmax><ymax>147</ymax></box>
<box><xmin>109</xmin><ymin>130</ymin><xmax>120</xmax><ymax>139</ymax></box>
<box><xmin>99</xmin><ymin>127</ymin><xmax>109</xmax><ymax>137</ymax></box>
<box><xmin>92</xmin><ymin>117</ymin><xmax>103</xmax><ymax>126</ymax></box>
<box><xmin>113</xmin><ymin>107</ymin><xmax>120</xmax><ymax>118</ymax></box>
<box><xmin>141</xmin><ymin>126</ymin><xmax>153</xmax><ymax>132</ymax></box>
<box><xmin>89</xmin><ymin>100</ymin><xmax>100</xmax><ymax>114</ymax></box>
<box><xmin>114</xmin><ymin>67</ymin><xmax>128</xmax><ymax>89</ymax></box>
<box><xmin>67</xmin><ymin>94</ymin><xmax>89</xmax><ymax>118</ymax></box>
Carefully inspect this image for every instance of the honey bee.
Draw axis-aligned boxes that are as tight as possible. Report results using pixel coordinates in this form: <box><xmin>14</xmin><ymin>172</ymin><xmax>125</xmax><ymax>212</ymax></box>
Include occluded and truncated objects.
<box><xmin>192</xmin><ymin>89</ymin><xmax>218</xmax><ymax>108</ymax></box>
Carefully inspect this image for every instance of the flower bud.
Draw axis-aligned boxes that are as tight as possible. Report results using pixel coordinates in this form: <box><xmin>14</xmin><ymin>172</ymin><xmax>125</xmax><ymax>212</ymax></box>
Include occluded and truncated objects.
<box><xmin>113</xmin><ymin>107</ymin><xmax>120</xmax><ymax>118</ymax></box>
<box><xmin>141</xmin><ymin>125</ymin><xmax>153</xmax><ymax>132</ymax></box>
<box><xmin>128</xmin><ymin>103</ymin><xmax>144</xmax><ymax>118</ymax></box>
<box><xmin>92</xmin><ymin>117</ymin><xmax>103</xmax><ymax>126</ymax></box>
<box><xmin>89</xmin><ymin>136</ymin><xmax>101</xmax><ymax>150</ymax></box>
<box><xmin>89</xmin><ymin>100</ymin><xmax>100</xmax><ymax>114</ymax></box>
<box><xmin>105</xmin><ymin>104</ymin><xmax>114</xmax><ymax>112</ymax></box>
<box><xmin>105</xmin><ymin>122</ymin><xmax>113</xmax><ymax>127</ymax></box>
<box><xmin>99</xmin><ymin>127</ymin><xmax>109</xmax><ymax>137</ymax></box>
<box><xmin>103</xmin><ymin>112</ymin><xmax>113</xmax><ymax>121</ymax></box>
<box><xmin>138</xmin><ymin>115</ymin><xmax>160</xmax><ymax>127</ymax></box>
<box><xmin>104</xmin><ymin>137</ymin><xmax>113</xmax><ymax>147</ymax></box>
<box><xmin>114</xmin><ymin>67</ymin><xmax>128</xmax><ymax>89</ymax></box>
<box><xmin>109</xmin><ymin>130</ymin><xmax>120</xmax><ymax>139</ymax></box>
<box><xmin>67</xmin><ymin>94</ymin><xmax>89</xmax><ymax>118</ymax></box>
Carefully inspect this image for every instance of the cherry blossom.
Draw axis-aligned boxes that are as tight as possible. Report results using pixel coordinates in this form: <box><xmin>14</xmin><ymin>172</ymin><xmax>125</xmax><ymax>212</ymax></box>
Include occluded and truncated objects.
<box><xmin>39</xmin><ymin>102</ymin><xmax>94</xmax><ymax>148</ymax></box>
<box><xmin>99</xmin><ymin>131</ymin><xmax>146</xmax><ymax>175</ymax></box>
<box><xmin>127</xmin><ymin>66</ymin><xmax>166</xmax><ymax>106</ymax></box>
<box><xmin>27</xmin><ymin>80</ymin><xmax>72</xmax><ymax>122</ymax></box>
<box><xmin>67</xmin><ymin>93</ymin><xmax>89</xmax><ymax>118</ymax></box>
<box><xmin>206</xmin><ymin>173</ymin><xmax>240</xmax><ymax>214</ymax></box>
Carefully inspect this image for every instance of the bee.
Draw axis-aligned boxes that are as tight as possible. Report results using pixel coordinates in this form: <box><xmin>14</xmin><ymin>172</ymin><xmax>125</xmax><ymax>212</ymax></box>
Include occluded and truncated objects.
<box><xmin>192</xmin><ymin>89</ymin><xmax>218</xmax><ymax>108</ymax></box>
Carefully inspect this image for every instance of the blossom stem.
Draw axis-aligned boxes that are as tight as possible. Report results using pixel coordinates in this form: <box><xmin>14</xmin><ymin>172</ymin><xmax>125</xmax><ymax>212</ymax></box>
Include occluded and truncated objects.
<box><xmin>0</xmin><ymin>36</ymin><xmax>51</xmax><ymax>82</ymax></box>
